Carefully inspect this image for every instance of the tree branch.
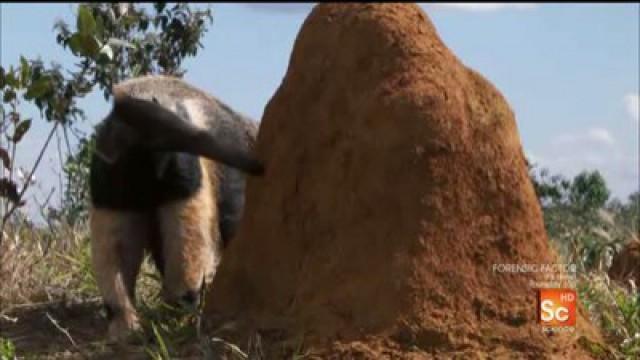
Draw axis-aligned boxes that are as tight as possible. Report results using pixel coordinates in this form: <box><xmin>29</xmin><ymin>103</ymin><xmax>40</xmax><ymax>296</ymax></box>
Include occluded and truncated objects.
<box><xmin>0</xmin><ymin>122</ymin><xmax>59</xmax><ymax>248</ymax></box>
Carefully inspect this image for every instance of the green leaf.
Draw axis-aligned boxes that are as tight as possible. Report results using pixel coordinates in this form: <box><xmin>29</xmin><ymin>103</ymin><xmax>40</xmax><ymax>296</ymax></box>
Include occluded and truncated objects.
<box><xmin>12</xmin><ymin>118</ymin><xmax>32</xmax><ymax>143</ymax></box>
<box><xmin>2</xmin><ymin>89</ymin><xmax>16</xmax><ymax>103</ymax></box>
<box><xmin>77</xmin><ymin>4</ymin><xmax>96</xmax><ymax>35</ymax></box>
<box><xmin>155</xmin><ymin>2</ymin><xmax>167</xmax><ymax>13</ymax></box>
<box><xmin>150</xmin><ymin>322</ymin><xmax>170</xmax><ymax>359</ymax></box>
<box><xmin>132</xmin><ymin>64</ymin><xmax>142</xmax><ymax>77</ymax></box>
<box><xmin>20</xmin><ymin>56</ymin><xmax>31</xmax><ymax>87</ymax></box>
<box><xmin>0</xmin><ymin>67</ymin><xmax>5</xmax><ymax>88</ymax></box>
<box><xmin>25</xmin><ymin>76</ymin><xmax>52</xmax><ymax>99</ymax></box>
<box><xmin>121</xmin><ymin>14</ymin><xmax>138</xmax><ymax>28</ymax></box>
<box><xmin>99</xmin><ymin>44</ymin><xmax>114</xmax><ymax>61</ymax></box>
<box><xmin>83</xmin><ymin>35</ymin><xmax>101</xmax><ymax>57</ymax></box>
<box><xmin>68</xmin><ymin>33</ymin><xmax>84</xmax><ymax>55</ymax></box>
<box><xmin>107</xmin><ymin>37</ymin><xmax>136</xmax><ymax>49</ymax></box>
<box><xmin>5</xmin><ymin>69</ymin><xmax>18</xmax><ymax>88</ymax></box>
<box><xmin>95</xmin><ymin>13</ymin><xmax>105</xmax><ymax>39</ymax></box>
<box><xmin>0</xmin><ymin>177</ymin><xmax>23</xmax><ymax>205</ymax></box>
<box><xmin>0</xmin><ymin>147</ymin><xmax>10</xmax><ymax>170</ymax></box>
<box><xmin>0</xmin><ymin>337</ymin><xmax>16</xmax><ymax>360</ymax></box>
<box><xmin>140</xmin><ymin>18</ymin><xmax>149</xmax><ymax>31</ymax></box>
<box><xmin>70</xmin><ymin>33</ymin><xmax>101</xmax><ymax>57</ymax></box>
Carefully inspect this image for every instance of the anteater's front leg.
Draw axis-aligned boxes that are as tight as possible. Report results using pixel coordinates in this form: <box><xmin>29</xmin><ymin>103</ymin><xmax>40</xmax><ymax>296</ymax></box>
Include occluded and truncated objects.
<box><xmin>90</xmin><ymin>207</ymin><xmax>147</xmax><ymax>342</ymax></box>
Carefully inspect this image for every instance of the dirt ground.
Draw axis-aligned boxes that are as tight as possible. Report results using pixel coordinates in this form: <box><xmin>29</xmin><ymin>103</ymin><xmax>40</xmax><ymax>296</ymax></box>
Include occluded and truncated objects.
<box><xmin>1</xmin><ymin>300</ymin><xmax>125</xmax><ymax>359</ymax></box>
<box><xmin>0</xmin><ymin>299</ymin><xmax>195</xmax><ymax>359</ymax></box>
<box><xmin>1</xmin><ymin>299</ymin><xmax>269</xmax><ymax>359</ymax></box>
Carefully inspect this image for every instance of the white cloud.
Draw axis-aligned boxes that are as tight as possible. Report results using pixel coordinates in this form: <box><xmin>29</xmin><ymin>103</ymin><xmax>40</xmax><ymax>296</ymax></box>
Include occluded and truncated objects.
<box><xmin>586</xmin><ymin>128</ymin><xmax>616</xmax><ymax>145</ymax></box>
<box><xmin>525</xmin><ymin>150</ymin><xmax>543</xmax><ymax>165</ymax></box>
<box><xmin>427</xmin><ymin>3</ymin><xmax>538</xmax><ymax>11</ymax></box>
<box><xmin>625</xmin><ymin>93</ymin><xmax>639</xmax><ymax>123</ymax></box>
<box><xmin>552</xmin><ymin>127</ymin><xmax>615</xmax><ymax>147</ymax></box>
<box><xmin>533</xmin><ymin>126</ymin><xmax>637</xmax><ymax>200</ymax></box>
<box><xmin>540</xmin><ymin>150</ymin><xmax>637</xmax><ymax>201</ymax></box>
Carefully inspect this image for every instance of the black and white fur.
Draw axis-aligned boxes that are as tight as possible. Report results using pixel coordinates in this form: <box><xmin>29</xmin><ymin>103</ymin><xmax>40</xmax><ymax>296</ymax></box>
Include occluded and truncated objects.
<box><xmin>89</xmin><ymin>75</ymin><xmax>262</xmax><ymax>342</ymax></box>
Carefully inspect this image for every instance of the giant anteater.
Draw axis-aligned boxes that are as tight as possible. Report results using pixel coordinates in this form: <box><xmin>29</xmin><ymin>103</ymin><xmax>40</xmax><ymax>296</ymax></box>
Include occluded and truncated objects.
<box><xmin>89</xmin><ymin>75</ymin><xmax>263</xmax><ymax>341</ymax></box>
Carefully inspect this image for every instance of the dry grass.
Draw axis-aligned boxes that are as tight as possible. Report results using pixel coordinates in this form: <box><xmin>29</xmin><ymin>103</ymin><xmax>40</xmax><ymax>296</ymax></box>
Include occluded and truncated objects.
<box><xmin>0</xmin><ymin>220</ymin><xmax>96</xmax><ymax>309</ymax></box>
<box><xmin>0</xmin><ymin>220</ymin><xmax>269</xmax><ymax>359</ymax></box>
<box><xmin>0</xmin><ymin>218</ymin><xmax>165</xmax><ymax>310</ymax></box>
<box><xmin>0</xmin><ymin>220</ymin><xmax>164</xmax><ymax>358</ymax></box>
<box><xmin>578</xmin><ymin>272</ymin><xmax>640</xmax><ymax>358</ymax></box>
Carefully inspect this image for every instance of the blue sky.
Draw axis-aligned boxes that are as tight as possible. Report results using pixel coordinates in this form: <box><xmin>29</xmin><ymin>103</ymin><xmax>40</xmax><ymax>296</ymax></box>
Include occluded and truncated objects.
<box><xmin>1</xmin><ymin>3</ymin><xmax>638</xmax><ymax>219</ymax></box>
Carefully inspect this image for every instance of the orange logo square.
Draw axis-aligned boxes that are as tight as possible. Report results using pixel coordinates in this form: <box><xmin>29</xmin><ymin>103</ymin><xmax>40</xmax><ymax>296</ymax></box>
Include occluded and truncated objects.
<box><xmin>537</xmin><ymin>288</ymin><xmax>576</xmax><ymax>327</ymax></box>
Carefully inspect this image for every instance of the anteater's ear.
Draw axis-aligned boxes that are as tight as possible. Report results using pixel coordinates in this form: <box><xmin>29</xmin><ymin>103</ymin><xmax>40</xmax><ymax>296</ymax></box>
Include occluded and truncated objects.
<box><xmin>112</xmin><ymin>94</ymin><xmax>265</xmax><ymax>176</ymax></box>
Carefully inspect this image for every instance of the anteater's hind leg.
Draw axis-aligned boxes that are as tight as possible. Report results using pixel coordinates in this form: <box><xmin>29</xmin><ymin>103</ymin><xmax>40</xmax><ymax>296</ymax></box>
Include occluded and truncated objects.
<box><xmin>90</xmin><ymin>207</ymin><xmax>148</xmax><ymax>342</ymax></box>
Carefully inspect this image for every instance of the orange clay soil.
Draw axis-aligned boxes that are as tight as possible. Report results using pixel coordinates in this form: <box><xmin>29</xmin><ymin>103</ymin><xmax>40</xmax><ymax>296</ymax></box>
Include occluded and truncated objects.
<box><xmin>204</xmin><ymin>3</ymin><xmax>607</xmax><ymax>359</ymax></box>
